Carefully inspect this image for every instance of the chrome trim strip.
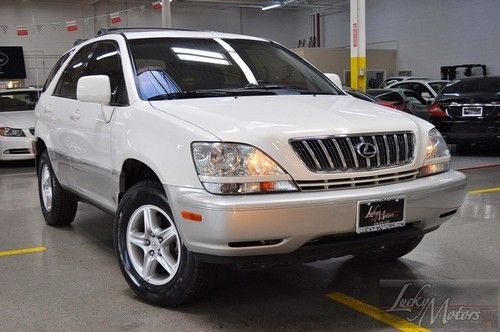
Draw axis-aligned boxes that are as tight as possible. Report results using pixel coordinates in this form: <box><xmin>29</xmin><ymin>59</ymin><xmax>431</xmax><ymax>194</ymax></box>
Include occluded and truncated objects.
<box><xmin>331</xmin><ymin>138</ymin><xmax>347</xmax><ymax>169</ymax></box>
<box><xmin>372</xmin><ymin>135</ymin><xmax>381</xmax><ymax>167</ymax></box>
<box><xmin>317</xmin><ymin>140</ymin><xmax>334</xmax><ymax>169</ymax></box>
<box><xmin>403</xmin><ymin>133</ymin><xmax>409</xmax><ymax>161</ymax></box>
<box><xmin>383</xmin><ymin>135</ymin><xmax>391</xmax><ymax>166</ymax></box>
<box><xmin>394</xmin><ymin>134</ymin><xmax>400</xmax><ymax>164</ymax></box>
<box><xmin>302</xmin><ymin>141</ymin><xmax>321</xmax><ymax>170</ymax></box>
<box><xmin>345</xmin><ymin>137</ymin><xmax>359</xmax><ymax>168</ymax></box>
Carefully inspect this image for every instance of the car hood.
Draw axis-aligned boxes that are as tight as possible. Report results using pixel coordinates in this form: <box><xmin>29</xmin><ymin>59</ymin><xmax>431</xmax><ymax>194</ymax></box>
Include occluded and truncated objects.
<box><xmin>150</xmin><ymin>95</ymin><xmax>424</xmax><ymax>141</ymax></box>
<box><xmin>0</xmin><ymin>111</ymin><xmax>34</xmax><ymax>129</ymax></box>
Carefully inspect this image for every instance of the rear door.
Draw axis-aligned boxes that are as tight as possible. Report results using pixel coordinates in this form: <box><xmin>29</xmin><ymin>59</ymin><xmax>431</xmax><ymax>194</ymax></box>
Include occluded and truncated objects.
<box><xmin>68</xmin><ymin>40</ymin><xmax>129</xmax><ymax>210</ymax></box>
<box><xmin>48</xmin><ymin>43</ymin><xmax>95</xmax><ymax>187</ymax></box>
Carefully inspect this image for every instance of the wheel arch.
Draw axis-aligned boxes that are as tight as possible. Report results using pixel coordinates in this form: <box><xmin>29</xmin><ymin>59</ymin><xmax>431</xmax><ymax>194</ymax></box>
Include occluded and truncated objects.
<box><xmin>118</xmin><ymin>158</ymin><xmax>164</xmax><ymax>202</ymax></box>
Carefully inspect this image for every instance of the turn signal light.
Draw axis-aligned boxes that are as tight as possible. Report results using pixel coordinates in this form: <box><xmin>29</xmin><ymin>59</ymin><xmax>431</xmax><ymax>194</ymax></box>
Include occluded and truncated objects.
<box><xmin>428</xmin><ymin>103</ymin><xmax>448</xmax><ymax>118</ymax></box>
<box><xmin>181</xmin><ymin>211</ymin><xmax>202</xmax><ymax>222</ymax></box>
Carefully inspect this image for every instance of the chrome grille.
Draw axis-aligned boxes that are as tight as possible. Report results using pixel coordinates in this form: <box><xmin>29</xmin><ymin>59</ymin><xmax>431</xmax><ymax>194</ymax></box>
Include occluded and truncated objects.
<box><xmin>296</xmin><ymin>169</ymin><xmax>418</xmax><ymax>191</ymax></box>
<box><xmin>290</xmin><ymin>132</ymin><xmax>415</xmax><ymax>172</ymax></box>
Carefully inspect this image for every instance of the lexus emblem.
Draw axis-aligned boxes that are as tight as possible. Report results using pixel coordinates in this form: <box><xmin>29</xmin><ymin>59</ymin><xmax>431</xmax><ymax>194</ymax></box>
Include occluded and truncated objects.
<box><xmin>0</xmin><ymin>52</ymin><xmax>9</xmax><ymax>67</ymax></box>
<box><xmin>355</xmin><ymin>142</ymin><xmax>378</xmax><ymax>159</ymax></box>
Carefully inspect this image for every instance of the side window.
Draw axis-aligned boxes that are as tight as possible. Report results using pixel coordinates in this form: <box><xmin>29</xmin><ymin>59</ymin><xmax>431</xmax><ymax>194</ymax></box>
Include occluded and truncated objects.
<box><xmin>53</xmin><ymin>44</ymin><xmax>95</xmax><ymax>99</ymax></box>
<box><xmin>42</xmin><ymin>51</ymin><xmax>72</xmax><ymax>92</ymax></box>
<box><xmin>85</xmin><ymin>41</ymin><xmax>128</xmax><ymax>105</ymax></box>
<box><xmin>403</xmin><ymin>91</ymin><xmax>426</xmax><ymax>105</ymax></box>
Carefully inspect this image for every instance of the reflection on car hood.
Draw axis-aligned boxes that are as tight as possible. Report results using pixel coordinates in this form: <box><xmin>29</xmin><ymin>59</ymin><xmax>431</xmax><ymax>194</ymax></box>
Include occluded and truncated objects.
<box><xmin>150</xmin><ymin>95</ymin><xmax>427</xmax><ymax>142</ymax></box>
<box><xmin>0</xmin><ymin>110</ymin><xmax>34</xmax><ymax>129</ymax></box>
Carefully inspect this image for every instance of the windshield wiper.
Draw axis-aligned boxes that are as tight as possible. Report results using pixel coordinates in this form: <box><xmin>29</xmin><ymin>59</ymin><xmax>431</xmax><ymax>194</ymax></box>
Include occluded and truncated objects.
<box><xmin>244</xmin><ymin>83</ymin><xmax>335</xmax><ymax>95</ymax></box>
<box><xmin>148</xmin><ymin>90</ymin><xmax>232</xmax><ymax>101</ymax></box>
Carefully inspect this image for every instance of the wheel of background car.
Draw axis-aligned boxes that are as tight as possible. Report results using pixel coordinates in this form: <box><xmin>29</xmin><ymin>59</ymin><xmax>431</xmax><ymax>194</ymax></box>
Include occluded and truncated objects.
<box><xmin>114</xmin><ymin>180</ymin><xmax>215</xmax><ymax>306</ymax></box>
<box><xmin>37</xmin><ymin>151</ymin><xmax>78</xmax><ymax>226</ymax></box>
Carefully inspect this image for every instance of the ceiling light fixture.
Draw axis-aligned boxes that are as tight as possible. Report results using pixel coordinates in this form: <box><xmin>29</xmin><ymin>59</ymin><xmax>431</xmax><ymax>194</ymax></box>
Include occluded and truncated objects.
<box><xmin>261</xmin><ymin>3</ymin><xmax>282</xmax><ymax>11</ymax></box>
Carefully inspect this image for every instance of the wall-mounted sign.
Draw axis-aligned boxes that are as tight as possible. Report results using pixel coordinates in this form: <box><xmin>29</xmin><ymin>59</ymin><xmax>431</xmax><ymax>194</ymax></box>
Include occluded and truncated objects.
<box><xmin>0</xmin><ymin>47</ymin><xmax>27</xmax><ymax>79</ymax></box>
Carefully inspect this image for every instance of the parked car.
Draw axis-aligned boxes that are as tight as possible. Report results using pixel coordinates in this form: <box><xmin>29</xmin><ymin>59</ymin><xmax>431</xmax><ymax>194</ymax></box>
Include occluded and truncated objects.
<box><xmin>379</xmin><ymin>76</ymin><xmax>429</xmax><ymax>88</ymax></box>
<box><xmin>428</xmin><ymin>76</ymin><xmax>500</xmax><ymax>145</ymax></box>
<box><xmin>387</xmin><ymin>80</ymin><xmax>449</xmax><ymax>102</ymax></box>
<box><xmin>34</xmin><ymin>28</ymin><xmax>466</xmax><ymax>306</ymax></box>
<box><xmin>0</xmin><ymin>88</ymin><xmax>40</xmax><ymax>161</ymax></box>
<box><xmin>367</xmin><ymin>88</ymin><xmax>429</xmax><ymax>119</ymax></box>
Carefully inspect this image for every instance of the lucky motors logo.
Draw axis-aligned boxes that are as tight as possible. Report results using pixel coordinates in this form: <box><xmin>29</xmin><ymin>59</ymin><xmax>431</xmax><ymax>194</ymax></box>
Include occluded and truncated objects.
<box><xmin>0</xmin><ymin>52</ymin><xmax>9</xmax><ymax>67</ymax></box>
<box><xmin>379</xmin><ymin>280</ymin><xmax>498</xmax><ymax>329</ymax></box>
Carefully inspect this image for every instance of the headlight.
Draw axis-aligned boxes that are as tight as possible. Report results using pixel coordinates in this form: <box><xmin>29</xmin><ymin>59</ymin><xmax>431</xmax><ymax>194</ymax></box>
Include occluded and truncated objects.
<box><xmin>192</xmin><ymin>142</ymin><xmax>298</xmax><ymax>194</ymax></box>
<box><xmin>418</xmin><ymin>128</ymin><xmax>450</xmax><ymax>177</ymax></box>
<box><xmin>0</xmin><ymin>127</ymin><xmax>25</xmax><ymax>137</ymax></box>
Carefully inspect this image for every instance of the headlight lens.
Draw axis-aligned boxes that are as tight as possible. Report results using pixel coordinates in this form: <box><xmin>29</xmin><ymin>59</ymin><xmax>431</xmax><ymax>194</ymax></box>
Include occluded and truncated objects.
<box><xmin>0</xmin><ymin>127</ymin><xmax>25</xmax><ymax>137</ymax></box>
<box><xmin>418</xmin><ymin>128</ymin><xmax>450</xmax><ymax>177</ymax></box>
<box><xmin>192</xmin><ymin>142</ymin><xmax>298</xmax><ymax>194</ymax></box>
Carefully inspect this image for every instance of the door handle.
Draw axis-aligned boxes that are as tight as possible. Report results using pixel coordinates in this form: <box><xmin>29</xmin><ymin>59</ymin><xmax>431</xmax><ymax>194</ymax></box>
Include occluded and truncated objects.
<box><xmin>70</xmin><ymin>112</ymin><xmax>81</xmax><ymax>121</ymax></box>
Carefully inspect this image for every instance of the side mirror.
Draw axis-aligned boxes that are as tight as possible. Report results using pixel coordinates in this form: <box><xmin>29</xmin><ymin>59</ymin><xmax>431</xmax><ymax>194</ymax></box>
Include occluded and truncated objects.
<box><xmin>324</xmin><ymin>73</ymin><xmax>342</xmax><ymax>89</ymax></box>
<box><xmin>421</xmin><ymin>92</ymin><xmax>432</xmax><ymax>101</ymax></box>
<box><xmin>77</xmin><ymin>75</ymin><xmax>111</xmax><ymax>105</ymax></box>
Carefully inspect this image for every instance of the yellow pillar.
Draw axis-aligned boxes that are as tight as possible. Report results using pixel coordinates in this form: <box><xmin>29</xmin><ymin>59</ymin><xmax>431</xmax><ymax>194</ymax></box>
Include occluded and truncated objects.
<box><xmin>350</xmin><ymin>0</ymin><xmax>366</xmax><ymax>91</ymax></box>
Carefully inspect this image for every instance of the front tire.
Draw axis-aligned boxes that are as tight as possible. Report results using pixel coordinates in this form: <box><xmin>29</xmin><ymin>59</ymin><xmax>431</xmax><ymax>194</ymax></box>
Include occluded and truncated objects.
<box><xmin>115</xmin><ymin>181</ymin><xmax>213</xmax><ymax>306</ymax></box>
<box><xmin>37</xmin><ymin>151</ymin><xmax>78</xmax><ymax>226</ymax></box>
<box><xmin>353</xmin><ymin>236</ymin><xmax>424</xmax><ymax>262</ymax></box>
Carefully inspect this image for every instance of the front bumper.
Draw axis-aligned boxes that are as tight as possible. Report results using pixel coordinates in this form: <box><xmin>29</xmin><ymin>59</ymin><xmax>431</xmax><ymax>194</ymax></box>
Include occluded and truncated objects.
<box><xmin>434</xmin><ymin>120</ymin><xmax>500</xmax><ymax>144</ymax></box>
<box><xmin>166</xmin><ymin>170</ymin><xmax>467</xmax><ymax>259</ymax></box>
<box><xmin>0</xmin><ymin>136</ymin><xmax>34</xmax><ymax>161</ymax></box>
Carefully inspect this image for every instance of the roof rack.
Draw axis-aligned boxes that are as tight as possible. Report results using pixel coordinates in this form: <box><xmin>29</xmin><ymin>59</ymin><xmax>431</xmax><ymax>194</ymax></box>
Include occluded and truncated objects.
<box><xmin>96</xmin><ymin>27</ymin><xmax>197</xmax><ymax>36</ymax></box>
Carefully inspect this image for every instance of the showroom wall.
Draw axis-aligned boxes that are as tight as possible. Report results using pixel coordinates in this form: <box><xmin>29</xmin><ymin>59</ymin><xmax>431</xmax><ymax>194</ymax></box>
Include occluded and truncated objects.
<box><xmin>321</xmin><ymin>0</ymin><xmax>500</xmax><ymax>79</ymax></box>
<box><xmin>0</xmin><ymin>0</ymin><xmax>309</xmax><ymax>86</ymax></box>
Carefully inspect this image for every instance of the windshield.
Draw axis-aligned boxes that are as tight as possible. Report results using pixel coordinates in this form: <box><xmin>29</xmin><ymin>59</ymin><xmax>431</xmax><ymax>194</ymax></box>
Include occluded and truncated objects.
<box><xmin>428</xmin><ymin>82</ymin><xmax>447</xmax><ymax>94</ymax></box>
<box><xmin>129</xmin><ymin>38</ymin><xmax>341</xmax><ymax>100</ymax></box>
<box><xmin>441</xmin><ymin>78</ymin><xmax>500</xmax><ymax>95</ymax></box>
<box><xmin>0</xmin><ymin>91</ymin><xmax>39</xmax><ymax>112</ymax></box>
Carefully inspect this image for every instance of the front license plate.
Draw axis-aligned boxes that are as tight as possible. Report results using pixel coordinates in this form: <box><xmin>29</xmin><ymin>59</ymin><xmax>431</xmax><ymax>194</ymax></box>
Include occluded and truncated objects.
<box><xmin>462</xmin><ymin>106</ymin><xmax>483</xmax><ymax>117</ymax></box>
<box><xmin>356</xmin><ymin>197</ymin><xmax>406</xmax><ymax>234</ymax></box>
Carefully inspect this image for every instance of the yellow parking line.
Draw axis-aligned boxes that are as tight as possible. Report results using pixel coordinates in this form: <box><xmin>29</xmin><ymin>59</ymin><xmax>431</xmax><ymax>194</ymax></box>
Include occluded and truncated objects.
<box><xmin>468</xmin><ymin>187</ymin><xmax>500</xmax><ymax>194</ymax></box>
<box><xmin>0</xmin><ymin>246</ymin><xmax>47</xmax><ymax>257</ymax></box>
<box><xmin>327</xmin><ymin>292</ymin><xmax>430</xmax><ymax>332</ymax></box>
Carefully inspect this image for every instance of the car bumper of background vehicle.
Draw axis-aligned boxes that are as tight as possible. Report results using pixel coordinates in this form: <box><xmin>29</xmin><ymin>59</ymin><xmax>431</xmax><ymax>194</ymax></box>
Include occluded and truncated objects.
<box><xmin>165</xmin><ymin>170</ymin><xmax>466</xmax><ymax>260</ymax></box>
<box><xmin>0</xmin><ymin>137</ymin><xmax>34</xmax><ymax>161</ymax></box>
<box><xmin>434</xmin><ymin>120</ymin><xmax>500</xmax><ymax>144</ymax></box>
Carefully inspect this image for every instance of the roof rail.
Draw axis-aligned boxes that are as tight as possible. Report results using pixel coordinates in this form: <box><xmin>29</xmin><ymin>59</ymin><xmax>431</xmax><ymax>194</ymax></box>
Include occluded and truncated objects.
<box><xmin>96</xmin><ymin>27</ymin><xmax>197</xmax><ymax>36</ymax></box>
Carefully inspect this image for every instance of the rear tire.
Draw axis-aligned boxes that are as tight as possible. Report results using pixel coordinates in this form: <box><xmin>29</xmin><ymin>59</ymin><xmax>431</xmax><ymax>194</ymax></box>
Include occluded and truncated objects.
<box><xmin>353</xmin><ymin>236</ymin><xmax>424</xmax><ymax>262</ymax></box>
<box><xmin>115</xmin><ymin>181</ymin><xmax>214</xmax><ymax>306</ymax></box>
<box><xmin>37</xmin><ymin>151</ymin><xmax>78</xmax><ymax>226</ymax></box>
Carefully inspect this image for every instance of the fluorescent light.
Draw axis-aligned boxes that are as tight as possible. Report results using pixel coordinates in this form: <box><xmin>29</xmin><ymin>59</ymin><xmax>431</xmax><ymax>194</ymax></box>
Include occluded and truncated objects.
<box><xmin>262</xmin><ymin>3</ymin><xmax>281</xmax><ymax>10</ymax></box>
<box><xmin>171</xmin><ymin>47</ymin><xmax>225</xmax><ymax>59</ymax></box>
<box><xmin>177</xmin><ymin>54</ymin><xmax>230</xmax><ymax>66</ymax></box>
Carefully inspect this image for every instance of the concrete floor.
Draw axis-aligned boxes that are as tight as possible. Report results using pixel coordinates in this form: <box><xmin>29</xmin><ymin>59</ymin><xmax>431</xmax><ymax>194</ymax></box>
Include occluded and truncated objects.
<box><xmin>0</xmin><ymin>146</ymin><xmax>499</xmax><ymax>331</ymax></box>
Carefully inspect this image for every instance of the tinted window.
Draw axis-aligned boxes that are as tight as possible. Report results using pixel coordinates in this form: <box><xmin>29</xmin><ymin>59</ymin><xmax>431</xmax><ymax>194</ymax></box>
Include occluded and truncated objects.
<box><xmin>441</xmin><ymin>78</ymin><xmax>500</xmax><ymax>94</ymax></box>
<box><xmin>0</xmin><ymin>91</ymin><xmax>39</xmax><ymax>112</ymax></box>
<box><xmin>129</xmin><ymin>38</ymin><xmax>340</xmax><ymax>100</ymax></box>
<box><xmin>42</xmin><ymin>51</ymin><xmax>72</xmax><ymax>92</ymax></box>
<box><xmin>403</xmin><ymin>91</ymin><xmax>426</xmax><ymax>105</ymax></box>
<box><xmin>85</xmin><ymin>42</ymin><xmax>128</xmax><ymax>105</ymax></box>
<box><xmin>54</xmin><ymin>44</ymin><xmax>95</xmax><ymax>99</ymax></box>
<box><xmin>375</xmin><ymin>91</ymin><xmax>404</xmax><ymax>102</ymax></box>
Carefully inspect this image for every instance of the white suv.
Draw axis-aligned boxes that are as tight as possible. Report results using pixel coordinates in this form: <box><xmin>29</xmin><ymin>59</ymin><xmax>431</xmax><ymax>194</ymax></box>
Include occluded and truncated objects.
<box><xmin>34</xmin><ymin>28</ymin><xmax>467</xmax><ymax>305</ymax></box>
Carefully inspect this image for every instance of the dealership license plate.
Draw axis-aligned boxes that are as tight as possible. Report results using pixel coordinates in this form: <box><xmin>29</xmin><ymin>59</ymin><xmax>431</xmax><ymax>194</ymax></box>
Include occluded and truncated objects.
<box><xmin>356</xmin><ymin>197</ymin><xmax>406</xmax><ymax>234</ymax></box>
<box><xmin>462</xmin><ymin>106</ymin><xmax>483</xmax><ymax>117</ymax></box>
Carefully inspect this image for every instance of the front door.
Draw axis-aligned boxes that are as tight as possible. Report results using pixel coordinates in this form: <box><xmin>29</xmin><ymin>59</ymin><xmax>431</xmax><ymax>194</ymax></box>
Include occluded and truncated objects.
<box><xmin>69</xmin><ymin>41</ymin><xmax>128</xmax><ymax>210</ymax></box>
